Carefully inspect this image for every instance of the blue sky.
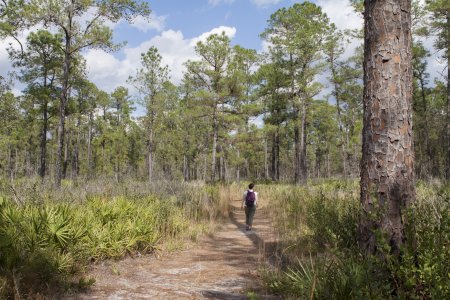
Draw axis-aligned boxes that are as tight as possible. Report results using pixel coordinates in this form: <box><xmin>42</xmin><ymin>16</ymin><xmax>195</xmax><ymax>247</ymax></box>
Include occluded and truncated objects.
<box><xmin>82</xmin><ymin>0</ymin><xmax>363</xmax><ymax>92</ymax></box>
<box><xmin>119</xmin><ymin>0</ymin><xmax>286</xmax><ymax>50</ymax></box>
<box><xmin>0</xmin><ymin>0</ymin><xmax>444</xmax><ymax>104</ymax></box>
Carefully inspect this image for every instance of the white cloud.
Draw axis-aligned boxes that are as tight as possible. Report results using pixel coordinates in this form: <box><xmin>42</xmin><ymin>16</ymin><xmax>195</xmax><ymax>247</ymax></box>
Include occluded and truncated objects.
<box><xmin>84</xmin><ymin>26</ymin><xmax>237</xmax><ymax>96</ymax></box>
<box><xmin>0</xmin><ymin>26</ymin><xmax>43</xmax><ymax>91</ymax></box>
<box><xmin>209</xmin><ymin>0</ymin><xmax>235</xmax><ymax>6</ymax></box>
<box><xmin>0</xmin><ymin>42</ymin><xmax>11</xmax><ymax>78</ymax></box>
<box><xmin>317</xmin><ymin>0</ymin><xmax>362</xmax><ymax>32</ymax></box>
<box><xmin>130</xmin><ymin>13</ymin><xmax>167</xmax><ymax>33</ymax></box>
<box><xmin>418</xmin><ymin>35</ymin><xmax>447</xmax><ymax>84</ymax></box>
<box><xmin>79</xmin><ymin>7</ymin><xmax>119</xmax><ymax>30</ymax></box>
<box><xmin>251</xmin><ymin>0</ymin><xmax>283</xmax><ymax>7</ymax></box>
<box><xmin>191</xmin><ymin>26</ymin><xmax>236</xmax><ymax>45</ymax></box>
<box><xmin>317</xmin><ymin>0</ymin><xmax>363</xmax><ymax>59</ymax></box>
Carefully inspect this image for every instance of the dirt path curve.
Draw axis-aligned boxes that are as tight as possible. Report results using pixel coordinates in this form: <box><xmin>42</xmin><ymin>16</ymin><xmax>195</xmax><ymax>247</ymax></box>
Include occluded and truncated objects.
<box><xmin>68</xmin><ymin>201</ymin><xmax>281</xmax><ymax>299</ymax></box>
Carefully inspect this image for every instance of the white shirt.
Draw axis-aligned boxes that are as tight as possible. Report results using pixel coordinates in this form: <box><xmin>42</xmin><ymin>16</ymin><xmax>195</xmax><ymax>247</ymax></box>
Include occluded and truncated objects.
<box><xmin>242</xmin><ymin>189</ymin><xmax>258</xmax><ymax>207</ymax></box>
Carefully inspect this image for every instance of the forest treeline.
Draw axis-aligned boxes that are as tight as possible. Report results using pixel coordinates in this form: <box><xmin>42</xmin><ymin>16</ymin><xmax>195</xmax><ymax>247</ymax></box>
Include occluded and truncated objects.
<box><xmin>0</xmin><ymin>0</ymin><xmax>448</xmax><ymax>186</ymax></box>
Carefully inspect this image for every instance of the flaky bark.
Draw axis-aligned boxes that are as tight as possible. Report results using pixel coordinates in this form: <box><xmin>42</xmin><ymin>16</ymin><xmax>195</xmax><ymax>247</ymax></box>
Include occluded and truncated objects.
<box><xmin>360</xmin><ymin>0</ymin><xmax>415</xmax><ymax>256</ymax></box>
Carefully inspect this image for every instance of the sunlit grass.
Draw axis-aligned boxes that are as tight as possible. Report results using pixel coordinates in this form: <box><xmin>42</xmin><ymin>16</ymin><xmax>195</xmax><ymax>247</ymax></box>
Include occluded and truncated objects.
<box><xmin>260</xmin><ymin>179</ymin><xmax>449</xmax><ymax>299</ymax></box>
<box><xmin>0</xmin><ymin>178</ymin><xmax>230</xmax><ymax>298</ymax></box>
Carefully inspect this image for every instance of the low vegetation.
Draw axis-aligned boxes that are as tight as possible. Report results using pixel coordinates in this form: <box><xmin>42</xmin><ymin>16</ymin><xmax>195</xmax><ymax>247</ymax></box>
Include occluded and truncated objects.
<box><xmin>261</xmin><ymin>180</ymin><xmax>449</xmax><ymax>299</ymax></box>
<box><xmin>0</xmin><ymin>178</ymin><xmax>228</xmax><ymax>298</ymax></box>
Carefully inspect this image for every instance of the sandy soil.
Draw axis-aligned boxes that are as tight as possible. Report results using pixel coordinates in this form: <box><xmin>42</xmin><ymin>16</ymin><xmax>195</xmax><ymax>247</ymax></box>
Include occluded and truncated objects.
<box><xmin>67</xmin><ymin>201</ymin><xmax>281</xmax><ymax>300</ymax></box>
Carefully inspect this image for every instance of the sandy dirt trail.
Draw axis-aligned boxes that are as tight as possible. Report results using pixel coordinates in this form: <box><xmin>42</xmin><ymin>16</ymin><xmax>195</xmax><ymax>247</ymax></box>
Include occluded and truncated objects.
<box><xmin>68</xmin><ymin>200</ymin><xmax>281</xmax><ymax>299</ymax></box>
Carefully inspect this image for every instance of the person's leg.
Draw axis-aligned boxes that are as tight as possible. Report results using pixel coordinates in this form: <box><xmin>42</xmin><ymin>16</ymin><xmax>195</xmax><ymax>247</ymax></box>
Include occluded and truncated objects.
<box><xmin>244</xmin><ymin>207</ymin><xmax>250</xmax><ymax>230</ymax></box>
<box><xmin>248</xmin><ymin>206</ymin><xmax>256</xmax><ymax>229</ymax></box>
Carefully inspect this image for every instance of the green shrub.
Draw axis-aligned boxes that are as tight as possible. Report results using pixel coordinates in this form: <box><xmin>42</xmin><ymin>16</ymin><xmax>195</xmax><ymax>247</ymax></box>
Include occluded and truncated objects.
<box><xmin>263</xmin><ymin>180</ymin><xmax>450</xmax><ymax>299</ymax></box>
<box><xmin>0</xmin><ymin>180</ymin><xmax>223</xmax><ymax>298</ymax></box>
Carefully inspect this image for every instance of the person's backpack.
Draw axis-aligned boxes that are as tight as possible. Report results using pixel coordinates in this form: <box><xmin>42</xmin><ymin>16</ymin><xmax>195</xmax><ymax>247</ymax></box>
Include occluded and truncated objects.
<box><xmin>245</xmin><ymin>190</ymin><xmax>256</xmax><ymax>207</ymax></box>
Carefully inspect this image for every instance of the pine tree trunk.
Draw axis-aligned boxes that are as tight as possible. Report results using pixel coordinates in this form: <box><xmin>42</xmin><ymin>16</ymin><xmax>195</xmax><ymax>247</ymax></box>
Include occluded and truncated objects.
<box><xmin>271</xmin><ymin>132</ymin><xmax>276</xmax><ymax>181</ymax></box>
<box><xmin>236</xmin><ymin>148</ymin><xmax>240</xmax><ymax>182</ymax></box>
<box><xmin>447</xmin><ymin>25</ymin><xmax>450</xmax><ymax>179</ymax></box>
<box><xmin>211</xmin><ymin>109</ymin><xmax>218</xmax><ymax>183</ymax></box>
<box><xmin>63</xmin><ymin>124</ymin><xmax>70</xmax><ymax>180</ymax></box>
<box><xmin>87</xmin><ymin>112</ymin><xmax>93</xmax><ymax>179</ymax></box>
<box><xmin>73</xmin><ymin>114</ymin><xmax>81</xmax><ymax>178</ymax></box>
<box><xmin>8</xmin><ymin>145</ymin><xmax>15</xmax><ymax>182</ymax></box>
<box><xmin>419</xmin><ymin>77</ymin><xmax>432</xmax><ymax>176</ymax></box>
<box><xmin>299</xmin><ymin>99</ymin><xmax>308</xmax><ymax>184</ymax></box>
<box><xmin>294</xmin><ymin>121</ymin><xmax>301</xmax><ymax>184</ymax></box>
<box><xmin>56</xmin><ymin>98</ymin><xmax>66</xmax><ymax>185</ymax></box>
<box><xmin>40</xmin><ymin>96</ymin><xmax>48</xmax><ymax>179</ymax></box>
<box><xmin>331</xmin><ymin>56</ymin><xmax>348</xmax><ymax>177</ymax></box>
<box><xmin>264</xmin><ymin>138</ymin><xmax>269</xmax><ymax>179</ymax></box>
<box><xmin>183</xmin><ymin>155</ymin><xmax>188</xmax><ymax>181</ymax></box>
<box><xmin>359</xmin><ymin>0</ymin><xmax>415</xmax><ymax>256</ymax></box>
<box><xmin>148</xmin><ymin>127</ymin><xmax>154</xmax><ymax>182</ymax></box>
<box><xmin>271</xmin><ymin>129</ymin><xmax>280</xmax><ymax>181</ymax></box>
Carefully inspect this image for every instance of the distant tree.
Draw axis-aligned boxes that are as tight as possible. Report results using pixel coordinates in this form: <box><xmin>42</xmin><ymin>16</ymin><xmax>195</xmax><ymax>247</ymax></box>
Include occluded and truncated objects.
<box><xmin>0</xmin><ymin>91</ymin><xmax>22</xmax><ymax>181</ymax></box>
<box><xmin>110</xmin><ymin>86</ymin><xmax>133</xmax><ymax>181</ymax></box>
<box><xmin>423</xmin><ymin>0</ymin><xmax>449</xmax><ymax>178</ymax></box>
<box><xmin>256</xmin><ymin>52</ymin><xmax>289</xmax><ymax>181</ymax></box>
<box><xmin>261</xmin><ymin>2</ymin><xmax>331</xmax><ymax>184</ymax></box>
<box><xmin>9</xmin><ymin>30</ymin><xmax>63</xmax><ymax>179</ymax></box>
<box><xmin>25</xmin><ymin>0</ymin><xmax>150</xmax><ymax>186</ymax></box>
<box><xmin>228</xmin><ymin>45</ymin><xmax>259</xmax><ymax>182</ymax></box>
<box><xmin>129</xmin><ymin>46</ymin><xmax>169</xmax><ymax>182</ymax></box>
<box><xmin>185</xmin><ymin>33</ymin><xmax>233</xmax><ymax>182</ymax></box>
<box><xmin>359</xmin><ymin>0</ymin><xmax>415</xmax><ymax>257</ymax></box>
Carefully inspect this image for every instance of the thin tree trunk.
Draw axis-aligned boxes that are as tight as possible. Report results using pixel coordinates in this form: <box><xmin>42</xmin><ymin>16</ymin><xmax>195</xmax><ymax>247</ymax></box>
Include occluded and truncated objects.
<box><xmin>264</xmin><ymin>138</ymin><xmax>269</xmax><ymax>179</ymax></box>
<box><xmin>447</xmin><ymin>30</ymin><xmax>450</xmax><ymax>179</ymax></box>
<box><xmin>73</xmin><ymin>113</ymin><xmax>81</xmax><ymax>178</ymax></box>
<box><xmin>55</xmin><ymin>29</ymin><xmax>72</xmax><ymax>187</ymax></box>
<box><xmin>236</xmin><ymin>148</ymin><xmax>240</xmax><ymax>182</ymax></box>
<box><xmin>272</xmin><ymin>128</ymin><xmax>280</xmax><ymax>181</ymax></box>
<box><xmin>359</xmin><ymin>0</ymin><xmax>415</xmax><ymax>256</ymax></box>
<box><xmin>8</xmin><ymin>145</ymin><xmax>15</xmax><ymax>182</ymax></box>
<box><xmin>294</xmin><ymin>121</ymin><xmax>301</xmax><ymax>184</ymax></box>
<box><xmin>299</xmin><ymin>98</ymin><xmax>308</xmax><ymax>184</ymax></box>
<box><xmin>87</xmin><ymin>112</ymin><xmax>93</xmax><ymax>178</ymax></box>
<box><xmin>203</xmin><ymin>155</ymin><xmax>207</xmax><ymax>181</ymax></box>
<box><xmin>330</xmin><ymin>54</ymin><xmax>348</xmax><ymax>177</ymax></box>
<box><xmin>63</xmin><ymin>124</ymin><xmax>70</xmax><ymax>179</ymax></box>
<box><xmin>40</xmin><ymin>96</ymin><xmax>48</xmax><ymax>179</ymax></box>
<box><xmin>220</xmin><ymin>145</ymin><xmax>226</xmax><ymax>182</ymax></box>
<box><xmin>419</xmin><ymin>77</ymin><xmax>432</xmax><ymax>176</ymax></box>
<box><xmin>271</xmin><ymin>132</ymin><xmax>277</xmax><ymax>181</ymax></box>
<box><xmin>183</xmin><ymin>155</ymin><xmax>188</xmax><ymax>181</ymax></box>
<box><xmin>147</xmin><ymin>127</ymin><xmax>154</xmax><ymax>182</ymax></box>
<box><xmin>211</xmin><ymin>109</ymin><xmax>218</xmax><ymax>183</ymax></box>
<box><xmin>56</xmin><ymin>98</ymin><xmax>66</xmax><ymax>185</ymax></box>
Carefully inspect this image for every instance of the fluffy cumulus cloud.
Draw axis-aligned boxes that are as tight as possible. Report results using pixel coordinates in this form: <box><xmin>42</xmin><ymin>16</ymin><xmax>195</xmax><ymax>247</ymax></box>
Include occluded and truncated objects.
<box><xmin>84</xmin><ymin>26</ymin><xmax>237</xmax><ymax>94</ymax></box>
<box><xmin>317</xmin><ymin>0</ymin><xmax>362</xmax><ymax>31</ymax></box>
<box><xmin>250</xmin><ymin>0</ymin><xmax>283</xmax><ymax>7</ymax></box>
<box><xmin>317</xmin><ymin>0</ymin><xmax>363</xmax><ymax>59</ymax></box>
<box><xmin>0</xmin><ymin>26</ymin><xmax>43</xmax><ymax>95</ymax></box>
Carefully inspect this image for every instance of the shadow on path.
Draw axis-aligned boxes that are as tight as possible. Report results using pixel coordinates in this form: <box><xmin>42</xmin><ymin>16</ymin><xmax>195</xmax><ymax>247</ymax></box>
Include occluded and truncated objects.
<box><xmin>228</xmin><ymin>206</ymin><xmax>281</xmax><ymax>265</ymax></box>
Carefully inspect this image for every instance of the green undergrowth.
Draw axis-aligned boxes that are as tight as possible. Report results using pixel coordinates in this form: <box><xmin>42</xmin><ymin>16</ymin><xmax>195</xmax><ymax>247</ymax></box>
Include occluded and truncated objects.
<box><xmin>259</xmin><ymin>179</ymin><xmax>449</xmax><ymax>299</ymax></box>
<box><xmin>0</xmin><ymin>178</ymin><xmax>226</xmax><ymax>299</ymax></box>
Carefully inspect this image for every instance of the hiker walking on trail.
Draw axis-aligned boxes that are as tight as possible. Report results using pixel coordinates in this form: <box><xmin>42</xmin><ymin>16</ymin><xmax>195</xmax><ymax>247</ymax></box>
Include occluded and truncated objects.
<box><xmin>242</xmin><ymin>183</ymin><xmax>258</xmax><ymax>231</ymax></box>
